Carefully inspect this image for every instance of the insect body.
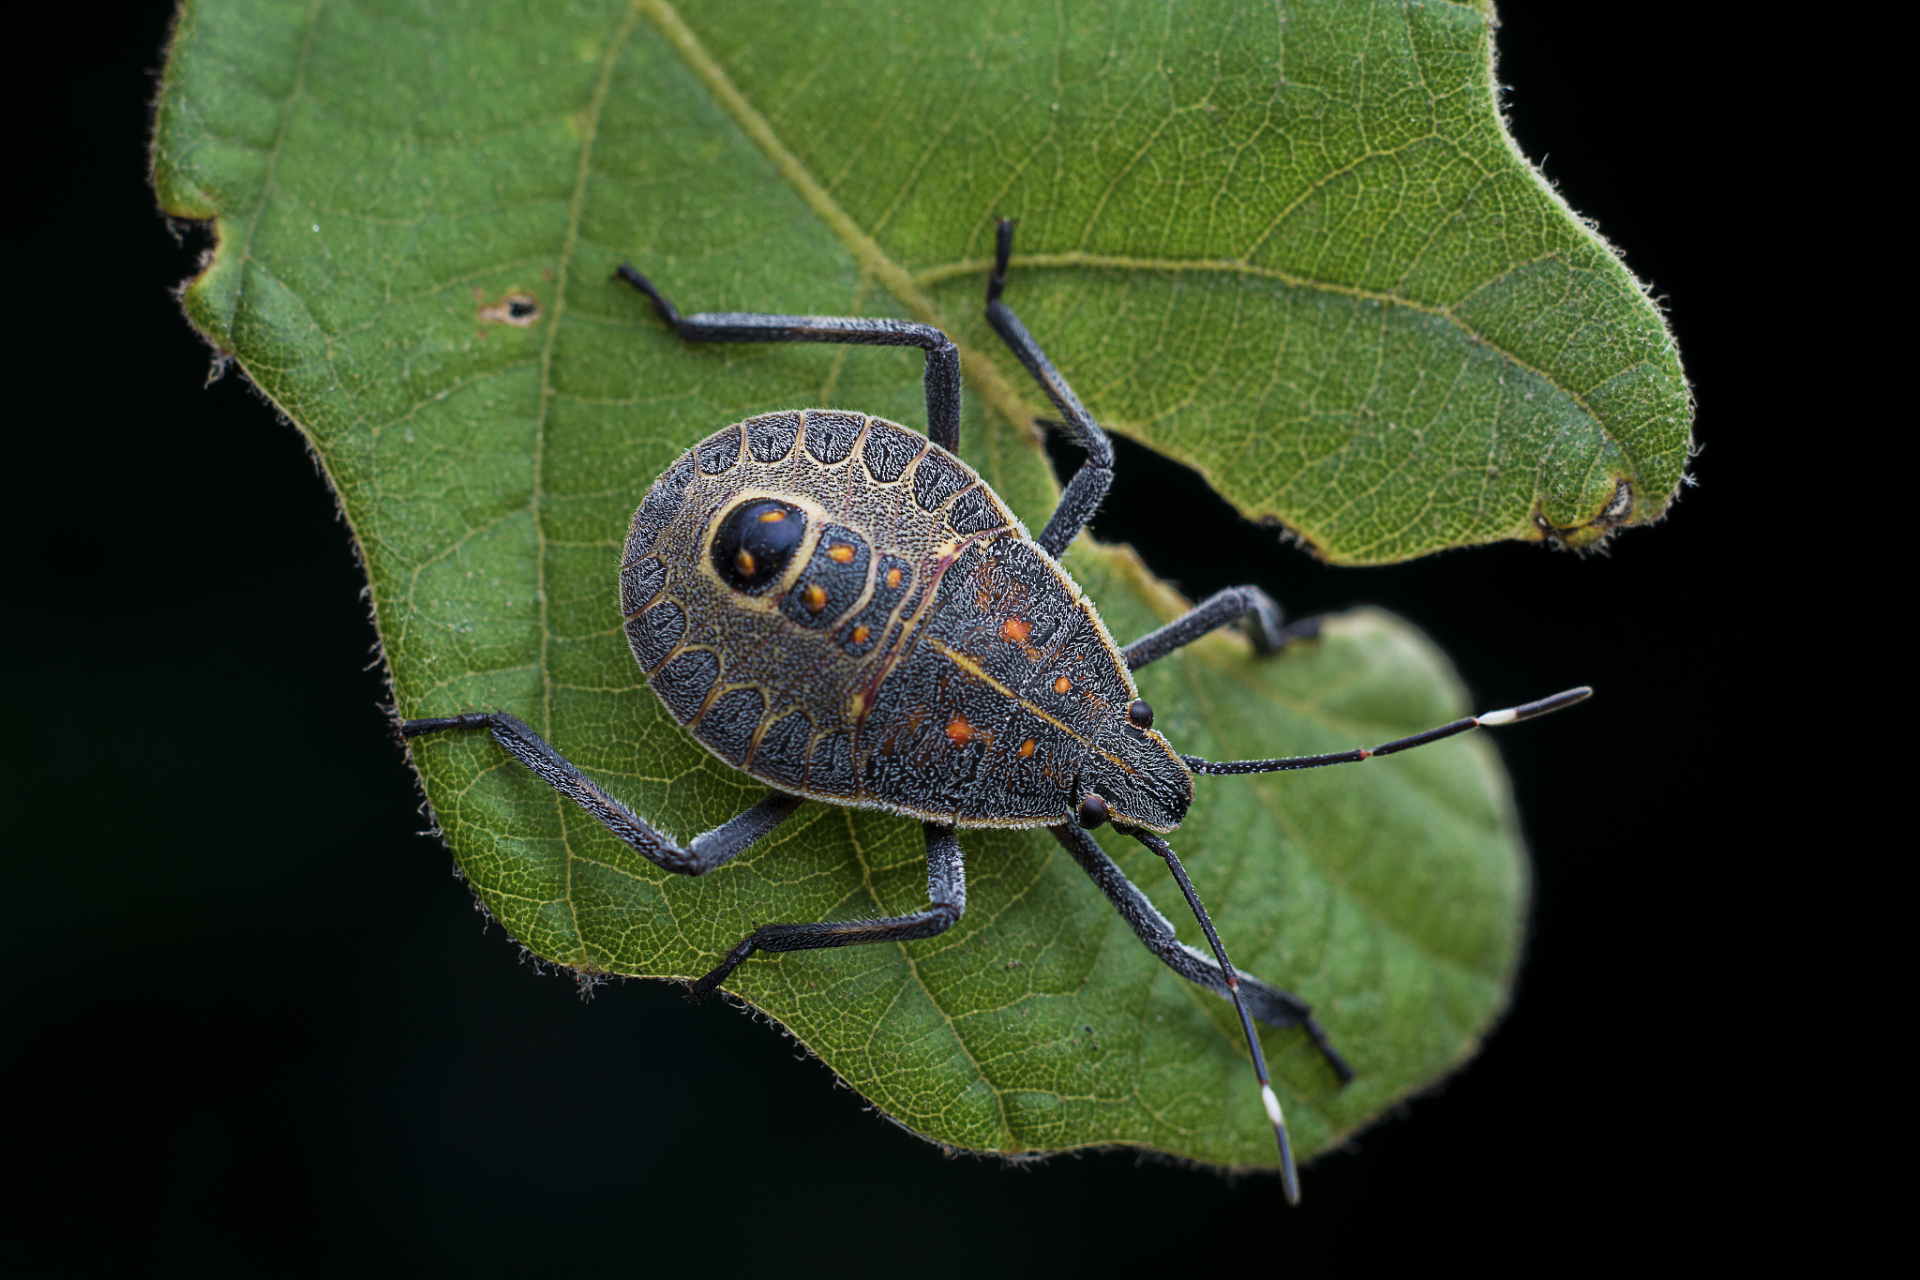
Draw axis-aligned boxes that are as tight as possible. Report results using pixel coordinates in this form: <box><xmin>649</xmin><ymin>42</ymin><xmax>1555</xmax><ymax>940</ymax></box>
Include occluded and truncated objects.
<box><xmin>403</xmin><ymin>221</ymin><xmax>1588</xmax><ymax>1202</ymax></box>
<box><xmin>621</xmin><ymin>409</ymin><xmax>1188</xmax><ymax>833</ymax></box>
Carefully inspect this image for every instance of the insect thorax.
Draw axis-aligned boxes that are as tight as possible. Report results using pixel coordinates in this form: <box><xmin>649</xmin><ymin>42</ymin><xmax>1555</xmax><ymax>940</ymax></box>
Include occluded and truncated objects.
<box><xmin>619</xmin><ymin>409</ymin><xmax>1188</xmax><ymax>830</ymax></box>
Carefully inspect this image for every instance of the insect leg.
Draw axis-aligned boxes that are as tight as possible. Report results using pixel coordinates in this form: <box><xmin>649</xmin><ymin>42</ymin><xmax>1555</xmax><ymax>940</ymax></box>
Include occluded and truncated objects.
<box><xmin>1053</xmin><ymin>822</ymin><xmax>1340</xmax><ymax>1203</ymax></box>
<box><xmin>1121</xmin><ymin>586</ymin><xmax>1323</xmax><ymax>671</ymax></box>
<box><xmin>1048</xmin><ymin>823</ymin><xmax>1352</xmax><ymax>1081</ymax></box>
<box><xmin>611</xmin><ymin>265</ymin><xmax>962</xmax><ymax>453</ymax></box>
<box><xmin>689</xmin><ymin>823</ymin><xmax>965</xmax><ymax>997</ymax></box>
<box><xmin>1181</xmin><ymin>686</ymin><xmax>1594</xmax><ymax>775</ymax></box>
<box><xmin>983</xmin><ymin>219</ymin><xmax>1114</xmax><ymax>558</ymax></box>
<box><xmin>1131</xmin><ymin>826</ymin><xmax>1308</xmax><ymax>1203</ymax></box>
<box><xmin>401</xmin><ymin>712</ymin><xmax>803</xmax><ymax>875</ymax></box>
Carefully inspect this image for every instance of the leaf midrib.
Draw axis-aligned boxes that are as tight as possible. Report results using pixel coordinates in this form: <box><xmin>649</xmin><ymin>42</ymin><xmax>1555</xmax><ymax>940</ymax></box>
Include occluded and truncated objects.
<box><xmin>638</xmin><ymin>0</ymin><xmax>1624</xmax><ymax>511</ymax></box>
<box><xmin>542</xmin><ymin>0</ymin><xmax>647</xmax><ymax>968</ymax></box>
<box><xmin>558</xmin><ymin>0</ymin><xmax>1514</xmax><ymax>1142</ymax></box>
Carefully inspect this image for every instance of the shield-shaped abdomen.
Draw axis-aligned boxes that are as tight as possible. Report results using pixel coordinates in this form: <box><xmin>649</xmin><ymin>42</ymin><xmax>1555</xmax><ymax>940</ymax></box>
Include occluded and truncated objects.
<box><xmin>619</xmin><ymin>410</ymin><xmax>1156</xmax><ymax>830</ymax></box>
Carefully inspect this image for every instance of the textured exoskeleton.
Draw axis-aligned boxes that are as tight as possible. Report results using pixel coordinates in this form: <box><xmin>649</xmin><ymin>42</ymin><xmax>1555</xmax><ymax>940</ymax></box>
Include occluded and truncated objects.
<box><xmin>620</xmin><ymin>409</ymin><xmax>1189</xmax><ymax>833</ymax></box>
<box><xmin>403</xmin><ymin>220</ymin><xmax>1588</xmax><ymax>1203</ymax></box>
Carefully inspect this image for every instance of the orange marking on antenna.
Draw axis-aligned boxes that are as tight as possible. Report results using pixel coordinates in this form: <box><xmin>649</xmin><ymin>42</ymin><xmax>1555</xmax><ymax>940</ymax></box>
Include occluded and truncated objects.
<box><xmin>1054</xmin><ymin>675</ymin><xmax>1072</xmax><ymax>694</ymax></box>
<box><xmin>828</xmin><ymin>543</ymin><xmax>854</xmax><ymax>563</ymax></box>
<box><xmin>946</xmin><ymin>714</ymin><xmax>974</xmax><ymax>746</ymax></box>
<box><xmin>1001</xmin><ymin>617</ymin><xmax>1031</xmax><ymax>643</ymax></box>
<box><xmin>803</xmin><ymin>583</ymin><xmax>828</xmax><ymax>612</ymax></box>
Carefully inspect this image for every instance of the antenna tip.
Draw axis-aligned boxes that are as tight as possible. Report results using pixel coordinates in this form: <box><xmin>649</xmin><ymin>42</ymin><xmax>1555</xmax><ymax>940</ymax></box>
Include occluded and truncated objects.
<box><xmin>1263</xmin><ymin>1084</ymin><xmax>1303</xmax><ymax>1205</ymax></box>
<box><xmin>1478</xmin><ymin>685</ymin><xmax>1594</xmax><ymax>727</ymax></box>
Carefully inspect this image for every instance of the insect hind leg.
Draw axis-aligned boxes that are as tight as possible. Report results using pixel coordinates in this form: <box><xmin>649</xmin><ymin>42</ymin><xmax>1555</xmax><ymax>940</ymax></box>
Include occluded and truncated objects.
<box><xmin>401</xmin><ymin>711</ymin><xmax>803</xmax><ymax>876</ymax></box>
<box><xmin>611</xmin><ymin>264</ymin><xmax>962</xmax><ymax>452</ymax></box>
<box><xmin>689</xmin><ymin>823</ymin><xmax>966</xmax><ymax>997</ymax></box>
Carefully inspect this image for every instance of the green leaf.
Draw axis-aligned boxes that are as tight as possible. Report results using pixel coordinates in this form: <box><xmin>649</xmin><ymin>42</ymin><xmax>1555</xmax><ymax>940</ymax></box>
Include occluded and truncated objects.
<box><xmin>150</xmin><ymin>0</ymin><xmax>1620</xmax><ymax>1169</ymax></box>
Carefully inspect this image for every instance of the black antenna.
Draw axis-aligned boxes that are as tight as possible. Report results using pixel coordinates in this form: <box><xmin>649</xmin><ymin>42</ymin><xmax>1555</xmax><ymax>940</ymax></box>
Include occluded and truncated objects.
<box><xmin>1138</xmin><ymin>684</ymin><xmax>1592</xmax><ymax>1201</ymax></box>
<box><xmin>1119</xmin><ymin>826</ymin><xmax>1303</xmax><ymax>1202</ymax></box>
<box><xmin>1183</xmin><ymin>687</ymin><xmax>1591</xmax><ymax>776</ymax></box>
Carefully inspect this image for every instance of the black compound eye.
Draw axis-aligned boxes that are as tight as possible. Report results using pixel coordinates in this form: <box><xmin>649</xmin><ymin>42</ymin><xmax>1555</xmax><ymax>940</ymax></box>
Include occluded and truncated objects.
<box><xmin>712</xmin><ymin>499</ymin><xmax>807</xmax><ymax>594</ymax></box>
<box><xmin>1076</xmin><ymin>792</ymin><xmax>1110</xmax><ymax>830</ymax></box>
<box><xmin>1127</xmin><ymin>699</ymin><xmax>1154</xmax><ymax>730</ymax></box>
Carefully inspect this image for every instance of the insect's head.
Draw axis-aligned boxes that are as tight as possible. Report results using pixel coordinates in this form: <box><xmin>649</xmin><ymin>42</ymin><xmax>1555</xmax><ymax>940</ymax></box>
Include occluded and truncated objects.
<box><xmin>1073</xmin><ymin>697</ymin><xmax>1193</xmax><ymax>835</ymax></box>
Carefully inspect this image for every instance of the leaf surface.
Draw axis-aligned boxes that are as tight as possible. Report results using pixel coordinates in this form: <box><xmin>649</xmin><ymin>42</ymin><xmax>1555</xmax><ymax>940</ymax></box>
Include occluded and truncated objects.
<box><xmin>151</xmin><ymin>0</ymin><xmax>1621</xmax><ymax>1168</ymax></box>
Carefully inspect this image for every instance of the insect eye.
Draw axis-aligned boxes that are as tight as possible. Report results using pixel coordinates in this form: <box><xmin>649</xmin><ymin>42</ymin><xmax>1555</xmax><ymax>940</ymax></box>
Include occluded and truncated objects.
<box><xmin>713</xmin><ymin>499</ymin><xmax>807</xmax><ymax>594</ymax></box>
<box><xmin>1127</xmin><ymin>699</ymin><xmax>1154</xmax><ymax>730</ymax></box>
<box><xmin>1076</xmin><ymin>792</ymin><xmax>1110</xmax><ymax>830</ymax></box>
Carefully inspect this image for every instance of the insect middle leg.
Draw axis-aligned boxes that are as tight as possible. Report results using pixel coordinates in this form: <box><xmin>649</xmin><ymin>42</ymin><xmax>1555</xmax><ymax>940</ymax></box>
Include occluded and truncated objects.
<box><xmin>983</xmin><ymin>218</ymin><xmax>1115</xmax><ymax>558</ymax></box>
<box><xmin>688</xmin><ymin>823</ymin><xmax>966</xmax><ymax>997</ymax></box>
<box><xmin>400</xmin><ymin>712</ymin><xmax>803</xmax><ymax>875</ymax></box>
<box><xmin>1121</xmin><ymin>586</ymin><xmax>1322</xmax><ymax>671</ymax></box>
<box><xmin>611</xmin><ymin>265</ymin><xmax>963</xmax><ymax>453</ymax></box>
<box><xmin>1048</xmin><ymin>822</ymin><xmax>1353</xmax><ymax>1082</ymax></box>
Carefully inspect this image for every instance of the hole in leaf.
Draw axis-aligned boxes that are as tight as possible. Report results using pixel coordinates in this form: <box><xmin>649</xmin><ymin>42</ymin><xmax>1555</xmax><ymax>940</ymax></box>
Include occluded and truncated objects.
<box><xmin>478</xmin><ymin>292</ymin><xmax>541</xmax><ymax>326</ymax></box>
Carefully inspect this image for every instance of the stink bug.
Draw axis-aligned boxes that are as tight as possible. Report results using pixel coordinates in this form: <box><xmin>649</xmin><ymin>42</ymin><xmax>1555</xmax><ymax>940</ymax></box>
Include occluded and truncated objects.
<box><xmin>402</xmin><ymin>221</ymin><xmax>1589</xmax><ymax>1202</ymax></box>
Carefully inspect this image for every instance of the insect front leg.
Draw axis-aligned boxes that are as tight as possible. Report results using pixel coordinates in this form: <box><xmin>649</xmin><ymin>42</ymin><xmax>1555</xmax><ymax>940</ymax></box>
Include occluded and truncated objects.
<box><xmin>689</xmin><ymin>823</ymin><xmax>966</xmax><ymax>997</ymax></box>
<box><xmin>1121</xmin><ymin>586</ymin><xmax>1323</xmax><ymax>671</ymax></box>
<box><xmin>1048</xmin><ymin>822</ymin><xmax>1352</xmax><ymax>1083</ymax></box>
<box><xmin>983</xmin><ymin>219</ymin><xmax>1114</xmax><ymax>558</ymax></box>
<box><xmin>401</xmin><ymin>712</ymin><xmax>803</xmax><ymax>875</ymax></box>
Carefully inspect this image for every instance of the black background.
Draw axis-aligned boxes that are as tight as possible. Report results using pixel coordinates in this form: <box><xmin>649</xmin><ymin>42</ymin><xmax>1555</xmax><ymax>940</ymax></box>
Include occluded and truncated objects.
<box><xmin>8</xmin><ymin>3</ymin><xmax>1782</xmax><ymax>1271</ymax></box>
